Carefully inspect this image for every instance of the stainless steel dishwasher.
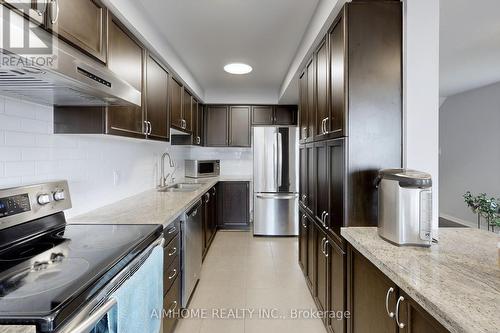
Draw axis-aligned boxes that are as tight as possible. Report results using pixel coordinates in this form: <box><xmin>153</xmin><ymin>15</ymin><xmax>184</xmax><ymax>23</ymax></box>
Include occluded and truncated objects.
<box><xmin>182</xmin><ymin>199</ymin><xmax>203</xmax><ymax>307</ymax></box>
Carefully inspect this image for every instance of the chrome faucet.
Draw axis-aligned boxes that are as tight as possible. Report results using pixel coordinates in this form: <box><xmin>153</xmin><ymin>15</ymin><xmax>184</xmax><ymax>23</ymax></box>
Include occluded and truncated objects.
<box><xmin>159</xmin><ymin>152</ymin><xmax>175</xmax><ymax>188</ymax></box>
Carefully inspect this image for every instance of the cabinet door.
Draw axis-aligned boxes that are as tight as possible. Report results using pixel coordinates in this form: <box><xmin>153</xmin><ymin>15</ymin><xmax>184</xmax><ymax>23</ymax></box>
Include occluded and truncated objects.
<box><xmin>349</xmin><ymin>249</ymin><xmax>397</xmax><ymax>333</ymax></box>
<box><xmin>299</xmin><ymin>70</ymin><xmax>308</xmax><ymax>140</ymax></box>
<box><xmin>306</xmin><ymin>58</ymin><xmax>315</xmax><ymax>140</ymax></box>
<box><xmin>205</xmin><ymin>106</ymin><xmax>228</xmax><ymax>147</ymax></box>
<box><xmin>398</xmin><ymin>291</ymin><xmax>449</xmax><ymax>333</ymax></box>
<box><xmin>52</xmin><ymin>0</ymin><xmax>107</xmax><ymax>62</ymax></box>
<box><xmin>327</xmin><ymin>138</ymin><xmax>346</xmax><ymax>235</ymax></box>
<box><xmin>197</xmin><ymin>104</ymin><xmax>204</xmax><ymax>146</ymax></box>
<box><xmin>229</xmin><ymin>106</ymin><xmax>251</xmax><ymax>147</ymax></box>
<box><xmin>316</xmin><ymin>228</ymin><xmax>328</xmax><ymax>315</ymax></box>
<box><xmin>315</xmin><ymin>141</ymin><xmax>328</xmax><ymax>227</ymax></box>
<box><xmin>170</xmin><ymin>77</ymin><xmax>183</xmax><ymax>131</ymax></box>
<box><xmin>183</xmin><ymin>89</ymin><xmax>192</xmax><ymax>133</ymax></box>
<box><xmin>329</xmin><ymin>16</ymin><xmax>346</xmax><ymax>137</ymax></box>
<box><xmin>210</xmin><ymin>187</ymin><xmax>218</xmax><ymax>236</ymax></box>
<box><xmin>107</xmin><ymin>16</ymin><xmax>144</xmax><ymax>138</ymax></box>
<box><xmin>202</xmin><ymin>192</ymin><xmax>210</xmax><ymax>256</ymax></box>
<box><xmin>145</xmin><ymin>55</ymin><xmax>169</xmax><ymax>141</ymax></box>
<box><xmin>299</xmin><ymin>211</ymin><xmax>309</xmax><ymax>273</ymax></box>
<box><xmin>275</xmin><ymin>105</ymin><xmax>297</xmax><ymax>125</ymax></box>
<box><xmin>299</xmin><ymin>146</ymin><xmax>308</xmax><ymax>208</ymax></box>
<box><xmin>252</xmin><ymin>106</ymin><xmax>274</xmax><ymax>125</ymax></box>
<box><xmin>306</xmin><ymin>144</ymin><xmax>315</xmax><ymax>215</ymax></box>
<box><xmin>220</xmin><ymin>182</ymin><xmax>250</xmax><ymax>229</ymax></box>
<box><xmin>306</xmin><ymin>214</ymin><xmax>316</xmax><ymax>290</ymax></box>
<box><xmin>315</xmin><ymin>38</ymin><xmax>329</xmax><ymax>138</ymax></box>
<box><xmin>192</xmin><ymin>99</ymin><xmax>201</xmax><ymax>145</ymax></box>
<box><xmin>327</xmin><ymin>239</ymin><xmax>346</xmax><ymax>333</ymax></box>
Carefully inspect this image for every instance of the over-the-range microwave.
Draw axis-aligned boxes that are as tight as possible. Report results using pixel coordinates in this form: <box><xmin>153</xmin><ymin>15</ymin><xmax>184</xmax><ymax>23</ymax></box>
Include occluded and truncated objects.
<box><xmin>185</xmin><ymin>160</ymin><xmax>220</xmax><ymax>178</ymax></box>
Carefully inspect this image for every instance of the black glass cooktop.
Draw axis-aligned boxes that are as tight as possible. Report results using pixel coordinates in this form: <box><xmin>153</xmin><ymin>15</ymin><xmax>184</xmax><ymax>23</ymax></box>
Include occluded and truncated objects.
<box><xmin>0</xmin><ymin>220</ymin><xmax>162</xmax><ymax>331</ymax></box>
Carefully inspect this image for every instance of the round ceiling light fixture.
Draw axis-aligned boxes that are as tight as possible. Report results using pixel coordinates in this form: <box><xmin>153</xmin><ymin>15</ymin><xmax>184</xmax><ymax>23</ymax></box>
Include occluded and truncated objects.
<box><xmin>224</xmin><ymin>63</ymin><xmax>253</xmax><ymax>75</ymax></box>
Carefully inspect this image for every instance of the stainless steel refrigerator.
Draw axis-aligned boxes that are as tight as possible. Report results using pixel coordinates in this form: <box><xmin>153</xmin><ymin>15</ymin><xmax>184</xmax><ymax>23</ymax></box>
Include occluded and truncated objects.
<box><xmin>253</xmin><ymin>127</ymin><xmax>299</xmax><ymax>236</ymax></box>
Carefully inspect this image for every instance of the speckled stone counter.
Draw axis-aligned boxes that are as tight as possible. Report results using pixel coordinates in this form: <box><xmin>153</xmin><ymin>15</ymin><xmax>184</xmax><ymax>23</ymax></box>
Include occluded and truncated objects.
<box><xmin>341</xmin><ymin>227</ymin><xmax>500</xmax><ymax>333</ymax></box>
<box><xmin>69</xmin><ymin>176</ymin><xmax>252</xmax><ymax>228</ymax></box>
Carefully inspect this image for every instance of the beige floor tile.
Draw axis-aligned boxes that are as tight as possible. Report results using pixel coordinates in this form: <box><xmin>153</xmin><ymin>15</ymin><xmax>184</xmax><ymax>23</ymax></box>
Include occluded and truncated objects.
<box><xmin>199</xmin><ymin>319</ymin><xmax>245</xmax><ymax>333</ymax></box>
<box><xmin>174</xmin><ymin>318</ymin><xmax>203</xmax><ymax>333</ymax></box>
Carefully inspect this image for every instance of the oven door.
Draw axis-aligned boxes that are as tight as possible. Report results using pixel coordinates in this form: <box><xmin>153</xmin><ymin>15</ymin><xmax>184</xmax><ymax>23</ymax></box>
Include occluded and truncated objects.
<box><xmin>56</xmin><ymin>297</ymin><xmax>117</xmax><ymax>333</ymax></box>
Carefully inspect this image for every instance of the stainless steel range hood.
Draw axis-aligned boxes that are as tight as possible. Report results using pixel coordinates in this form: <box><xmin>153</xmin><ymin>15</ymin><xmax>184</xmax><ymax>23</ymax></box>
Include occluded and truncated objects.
<box><xmin>0</xmin><ymin>8</ymin><xmax>141</xmax><ymax>107</ymax></box>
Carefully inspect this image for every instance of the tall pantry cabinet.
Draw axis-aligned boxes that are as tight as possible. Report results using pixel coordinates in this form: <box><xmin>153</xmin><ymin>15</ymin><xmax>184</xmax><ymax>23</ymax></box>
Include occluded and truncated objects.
<box><xmin>298</xmin><ymin>2</ymin><xmax>403</xmax><ymax>333</ymax></box>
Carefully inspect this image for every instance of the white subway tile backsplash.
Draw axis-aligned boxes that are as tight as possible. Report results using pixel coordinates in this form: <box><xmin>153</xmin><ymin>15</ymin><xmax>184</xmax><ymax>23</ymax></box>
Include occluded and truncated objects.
<box><xmin>5</xmin><ymin>98</ymin><xmax>36</xmax><ymax>119</ymax></box>
<box><xmin>34</xmin><ymin>105</ymin><xmax>53</xmax><ymax>122</ymax></box>
<box><xmin>4</xmin><ymin>131</ymin><xmax>36</xmax><ymax>146</ymax></box>
<box><xmin>21</xmin><ymin>118</ymin><xmax>50</xmax><ymax>134</ymax></box>
<box><xmin>4</xmin><ymin>161</ymin><xmax>35</xmax><ymax>177</ymax></box>
<box><xmin>0</xmin><ymin>147</ymin><xmax>22</xmax><ymax>161</ymax></box>
<box><xmin>0</xmin><ymin>114</ymin><xmax>22</xmax><ymax>131</ymax></box>
<box><xmin>0</xmin><ymin>162</ymin><xmax>4</xmax><ymax>177</ymax></box>
<box><xmin>22</xmin><ymin>147</ymin><xmax>53</xmax><ymax>161</ymax></box>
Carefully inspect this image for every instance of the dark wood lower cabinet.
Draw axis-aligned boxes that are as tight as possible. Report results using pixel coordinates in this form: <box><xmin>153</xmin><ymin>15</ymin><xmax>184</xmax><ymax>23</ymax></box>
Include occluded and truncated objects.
<box><xmin>202</xmin><ymin>187</ymin><xmax>218</xmax><ymax>259</ymax></box>
<box><xmin>327</xmin><ymin>239</ymin><xmax>346</xmax><ymax>333</ymax></box>
<box><xmin>347</xmin><ymin>247</ymin><xmax>449</xmax><ymax>333</ymax></box>
<box><xmin>316</xmin><ymin>226</ymin><xmax>328</xmax><ymax>314</ymax></box>
<box><xmin>219</xmin><ymin>182</ymin><xmax>250</xmax><ymax>230</ymax></box>
<box><xmin>163</xmin><ymin>220</ymin><xmax>181</xmax><ymax>333</ymax></box>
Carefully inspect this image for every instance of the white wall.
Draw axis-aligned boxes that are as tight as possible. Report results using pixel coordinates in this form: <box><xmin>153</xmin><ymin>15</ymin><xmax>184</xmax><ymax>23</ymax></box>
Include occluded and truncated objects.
<box><xmin>0</xmin><ymin>97</ymin><xmax>189</xmax><ymax>218</ymax></box>
<box><xmin>403</xmin><ymin>0</ymin><xmax>440</xmax><ymax>235</ymax></box>
<box><xmin>439</xmin><ymin>82</ymin><xmax>500</xmax><ymax>227</ymax></box>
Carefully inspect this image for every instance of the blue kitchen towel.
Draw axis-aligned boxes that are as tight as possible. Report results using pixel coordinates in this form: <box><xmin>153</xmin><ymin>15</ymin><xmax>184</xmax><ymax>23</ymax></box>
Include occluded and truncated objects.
<box><xmin>108</xmin><ymin>245</ymin><xmax>164</xmax><ymax>333</ymax></box>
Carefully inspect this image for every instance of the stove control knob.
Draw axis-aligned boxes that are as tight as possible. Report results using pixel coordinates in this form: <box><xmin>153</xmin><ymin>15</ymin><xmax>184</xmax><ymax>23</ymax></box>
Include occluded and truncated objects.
<box><xmin>53</xmin><ymin>190</ymin><xmax>65</xmax><ymax>202</ymax></box>
<box><xmin>37</xmin><ymin>194</ymin><xmax>51</xmax><ymax>205</ymax></box>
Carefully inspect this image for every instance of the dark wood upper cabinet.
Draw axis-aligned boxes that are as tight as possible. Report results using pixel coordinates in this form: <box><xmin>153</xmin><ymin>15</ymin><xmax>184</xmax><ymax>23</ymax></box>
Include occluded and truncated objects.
<box><xmin>252</xmin><ymin>105</ymin><xmax>297</xmax><ymax>126</ymax></box>
<box><xmin>205</xmin><ymin>105</ymin><xmax>228</xmax><ymax>147</ymax></box>
<box><xmin>328</xmin><ymin>16</ymin><xmax>346</xmax><ymax>137</ymax></box>
<box><xmin>274</xmin><ymin>105</ymin><xmax>297</xmax><ymax>125</ymax></box>
<box><xmin>170</xmin><ymin>77</ymin><xmax>183</xmax><ymax>131</ymax></box>
<box><xmin>106</xmin><ymin>15</ymin><xmax>144</xmax><ymax>138</ymax></box>
<box><xmin>192</xmin><ymin>99</ymin><xmax>202</xmax><ymax>145</ymax></box>
<box><xmin>219</xmin><ymin>182</ymin><xmax>250</xmax><ymax>230</ymax></box>
<box><xmin>183</xmin><ymin>89</ymin><xmax>193</xmax><ymax>133</ymax></box>
<box><xmin>229</xmin><ymin>106</ymin><xmax>251</xmax><ymax>147</ymax></box>
<box><xmin>306</xmin><ymin>58</ymin><xmax>315</xmax><ymax>141</ymax></box>
<box><xmin>50</xmin><ymin>0</ymin><xmax>107</xmax><ymax>63</ymax></box>
<box><xmin>327</xmin><ymin>138</ymin><xmax>346</xmax><ymax>238</ymax></box>
<box><xmin>299</xmin><ymin>70</ymin><xmax>308</xmax><ymax>140</ymax></box>
<box><xmin>315</xmin><ymin>38</ymin><xmax>329</xmax><ymax>138</ymax></box>
<box><xmin>252</xmin><ymin>106</ymin><xmax>274</xmax><ymax>125</ymax></box>
<box><xmin>299</xmin><ymin>146</ymin><xmax>308</xmax><ymax>209</ymax></box>
<box><xmin>145</xmin><ymin>55</ymin><xmax>169</xmax><ymax>141</ymax></box>
<box><xmin>306</xmin><ymin>143</ymin><xmax>315</xmax><ymax>216</ymax></box>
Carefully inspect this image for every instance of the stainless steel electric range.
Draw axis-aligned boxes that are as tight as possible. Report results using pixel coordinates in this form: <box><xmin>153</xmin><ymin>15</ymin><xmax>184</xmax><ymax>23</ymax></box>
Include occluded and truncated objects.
<box><xmin>0</xmin><ymin>181</ymin><xmax>163</xmax><ymax>333</ymax></box>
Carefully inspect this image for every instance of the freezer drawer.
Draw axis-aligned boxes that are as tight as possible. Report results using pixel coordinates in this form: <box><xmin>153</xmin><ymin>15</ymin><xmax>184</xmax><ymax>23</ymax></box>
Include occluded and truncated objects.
<box><xmin>253</xmin><ymin>193</ymin><xmax>299</xmax><ymax>236</ymax></box>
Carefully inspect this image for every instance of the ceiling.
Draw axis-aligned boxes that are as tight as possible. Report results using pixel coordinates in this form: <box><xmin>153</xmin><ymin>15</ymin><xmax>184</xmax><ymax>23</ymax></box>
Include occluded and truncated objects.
<box><xmin>136</xmin><ymin>0</ymin><xmax>319</xmax><ymax>103</ymax></box>
<box><xmin>440</xmin><ymin>0</ymin><xmax>500</xmax><ymax>97</ymax></box>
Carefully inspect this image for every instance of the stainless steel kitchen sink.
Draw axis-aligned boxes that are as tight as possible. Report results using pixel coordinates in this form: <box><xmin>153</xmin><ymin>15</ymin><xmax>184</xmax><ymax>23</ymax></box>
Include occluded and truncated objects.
<box><xmin>158</xmin><ymin>183</ymin><xmax>203</xmax><ymax>192</ymax></box>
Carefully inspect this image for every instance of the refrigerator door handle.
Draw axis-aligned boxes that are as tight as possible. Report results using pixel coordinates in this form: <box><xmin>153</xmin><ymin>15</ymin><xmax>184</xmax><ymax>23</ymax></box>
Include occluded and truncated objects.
<box><xmin>256</xmin><ymin>194</ymin><xmax>299</xmax><ymax>200</ymax></box>
<box><xmin>277</xmin><ymin>132</ymin><xmax>283</xmax><ymax>188</ymax></box>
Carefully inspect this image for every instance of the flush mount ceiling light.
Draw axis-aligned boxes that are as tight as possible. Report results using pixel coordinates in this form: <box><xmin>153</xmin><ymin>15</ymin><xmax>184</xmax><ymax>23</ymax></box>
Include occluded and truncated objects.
<box><xmin>224</xmin><ymin>63</ymin><xmax>253</xmax><ymax>75</ymax></box>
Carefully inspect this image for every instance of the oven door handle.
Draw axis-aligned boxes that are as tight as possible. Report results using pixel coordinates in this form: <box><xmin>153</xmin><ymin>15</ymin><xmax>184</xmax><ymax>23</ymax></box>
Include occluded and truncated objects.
<box><xmin>69</xmin><ymin>297</ymin><xmax>117</xmax><ymax>333</ymax></box>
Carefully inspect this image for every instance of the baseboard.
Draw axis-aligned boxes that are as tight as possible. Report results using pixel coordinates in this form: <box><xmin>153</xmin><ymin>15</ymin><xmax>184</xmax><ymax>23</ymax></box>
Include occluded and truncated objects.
<box><xmin>439</xmin><ymin>213</ymin><xmax>476</xmax><ymax>228</ymax></box>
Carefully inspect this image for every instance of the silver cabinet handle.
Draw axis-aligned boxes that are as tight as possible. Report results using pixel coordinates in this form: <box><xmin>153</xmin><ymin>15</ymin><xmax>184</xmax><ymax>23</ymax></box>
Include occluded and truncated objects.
<box><xmin>301</xmin><ymin>194</ymin><xmax>307</xmax><ymax>203</ymax></box>
<box><xmin>148</xmin><ymin>121</ymin><xmax>152</xmax><ymax>135</ymax></box>
<box><xmin>385</xmin><ymin>287</ymin><xmax>395</xmax><ymax>318</ymax></box>
<box><xmin>69</xmin><ymin>298</ymin><xmax>116</xmax><ymax>333</ymax></box>
<box><xmin>302</xmin><ymin>221</ymin><xmax>307</xmax><ymax>229</ymax></box>
<box><xmin>50</xmin><ymin>0</ymin><xmax>59</xmax><ymax>24</ymax></box>
<box><xmin>205</xmin><ymin>192</ymin><xmax>210</xmax><ymax>203</ymax></box>
<box><xmin>321</xmin><ymin>211</ymin><xmax>326</xmax><ymax>222</ymax></box>
<box><xmin>168</xmin><ymin>268</ymin><xmax>177</xmax><ymax>280</ymax></box>
<box><xmin>395</xmin><ymin>296</ymin><xmax>405</xmax><ymax>329</ymax></box>
<box><xmin>321</xmin><ymin>238</ymin><xmax>326</xmax><ymax>254</ymax></box>
<box><xmin>168</xmin><ymin>247</ymin><xmax>177</xmax><ymax>256</ymax></box>
<box><xmin>324</xmin><ymin>117</ymin><xmax>329</xmax><ymax>134</ymax></box>
<box><xmin>324</xmin><ymin>213</ymin><xmax>329</xmax><ymax>230</ymax></box>
<box><xmin>143</xmin><ymin>121</ymin><xmax>148</xmax><ymax>135</ymax></box>
<box><xmin>324</xmin><ymin>240</ymin><xmax>329</xmax><ymax>257</ymax></box>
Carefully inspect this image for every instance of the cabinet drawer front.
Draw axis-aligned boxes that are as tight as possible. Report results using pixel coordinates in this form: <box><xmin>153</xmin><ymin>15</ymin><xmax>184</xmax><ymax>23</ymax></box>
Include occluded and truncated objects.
<box><xmin>164</xmin><ymin>220</ymin><xmax>180</xmax><ymax>245</ymax></box>
<box><xmin>162</xmin><ymin>276</ymin><xmax>181</xmax><ymax>333</ymax></box>
<box><xmin>164</xmin><ymin>232</ymin><xmax>180</xmax><ymax>269</ymax></box>
<box><xmin>163</xmin><ymin>255</ymin><xmax>180</xmax><ymax>296</ymax></box>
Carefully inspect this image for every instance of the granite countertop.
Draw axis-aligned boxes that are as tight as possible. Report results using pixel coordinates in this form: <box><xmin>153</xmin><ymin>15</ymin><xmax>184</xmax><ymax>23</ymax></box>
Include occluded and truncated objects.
<box><xmin>0</xmin><ymin>327</ymin><xmax>35</xmax><ymax>333</ymax></box>
<box><xmin>69</xmin><ymin>176</ymin><xmax>252</xmax><ymax>228</ymax></box>
<box><xmin>341</xmin><ymin>227</ymin><xmax>500</xmax><ymax>333</ymax></box>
